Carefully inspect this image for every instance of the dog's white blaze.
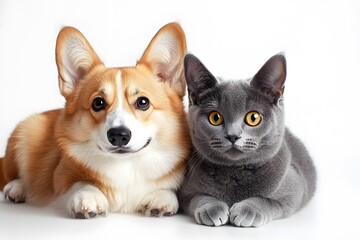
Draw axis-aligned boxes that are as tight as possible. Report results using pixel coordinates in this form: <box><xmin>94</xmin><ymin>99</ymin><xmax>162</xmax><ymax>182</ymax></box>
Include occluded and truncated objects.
<box><xmin>115</xmin><ymin>70</ymin><xmax>122</xmax><ymax>108</ymax></box>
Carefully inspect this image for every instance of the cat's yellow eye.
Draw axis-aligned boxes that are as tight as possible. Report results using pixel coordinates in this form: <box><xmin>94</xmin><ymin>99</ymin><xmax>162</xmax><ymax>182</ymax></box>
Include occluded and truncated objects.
<box><xmin>208</xmin><ymin>111</ymin><xmax>224</xmax><ymax>126</ymax></box>
<box><xmin>245</xmin><ymin>111</ymin><xmax>262</xmax><ymax>127</ymax></box>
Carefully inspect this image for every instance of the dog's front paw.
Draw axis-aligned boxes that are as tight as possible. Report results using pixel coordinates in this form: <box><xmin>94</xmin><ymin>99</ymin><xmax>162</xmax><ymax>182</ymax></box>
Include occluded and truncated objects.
<box><xmin>194</xmin><ymin>201</ymin><xmax>229</xmax><ymax>227</ymax></box>
<box><xmin>3</xmin><ymin>179</ymin><xmax>26</xmax><ymax>203</ymax></box>
<box><xmin>67</xmin><ymin>184</ymin><xmax>109</xmax><ymax>219</ymax></box>
<box><xmin>230</xmin><ymin>200</ymin><xmax>270</xmax><ymax>227</ymax></box>
<box><xmin>137</xmin><ymin>190</ymin><xmax>178</xmax><ymax>217</ymax></box>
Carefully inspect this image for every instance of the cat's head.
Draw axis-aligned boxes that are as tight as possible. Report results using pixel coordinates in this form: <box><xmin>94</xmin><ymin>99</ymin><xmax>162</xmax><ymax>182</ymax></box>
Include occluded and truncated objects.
<box><xmin>184</xmin><ymin>53</ymin><xmax>286</xmax><ymax>166</ymax></box>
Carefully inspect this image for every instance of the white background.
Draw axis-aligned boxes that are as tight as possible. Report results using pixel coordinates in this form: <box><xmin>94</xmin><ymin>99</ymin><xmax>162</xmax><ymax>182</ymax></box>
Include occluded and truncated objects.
<box><xmin>0</xmin><ymin>0</ymin><xmax>359</xmax><ymax>239</ymax></box>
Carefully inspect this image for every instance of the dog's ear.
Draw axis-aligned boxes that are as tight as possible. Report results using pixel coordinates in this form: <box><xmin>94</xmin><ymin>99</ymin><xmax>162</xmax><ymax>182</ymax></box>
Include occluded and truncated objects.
<box><xmin>56</xmin><ymin>27</ymin><xmax>103</xmax><ymax>98</ymax></box>
<box><xmin>138</xmin><ymin>22</ymin><xmax>187</xmax><ymax>97</ymax></box>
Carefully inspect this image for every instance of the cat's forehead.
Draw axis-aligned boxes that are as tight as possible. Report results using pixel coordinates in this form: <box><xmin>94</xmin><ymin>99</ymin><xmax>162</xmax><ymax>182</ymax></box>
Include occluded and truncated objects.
<box><xmin>210</xmin><ymin>80</ymin><xmax>270</xmax><ymax>113</ymax></box>
<box><xmin>218</xmin><ymin>80</ymin><xmax>250</xmax><ymax>102</ymax></box>
<box><xmin>220</xmin><ymin>79</ymin><xmax>274</xmax><ymax>103</ymax></box>
<box><xmin>196</xmin><ymin>79</ymin><xmax>249</xmax><ymax>111</ymax></box>
<box><xmin>196</xmin><ymin>78</ymin><xmax>272</xmax><ymax>111</ymax></box>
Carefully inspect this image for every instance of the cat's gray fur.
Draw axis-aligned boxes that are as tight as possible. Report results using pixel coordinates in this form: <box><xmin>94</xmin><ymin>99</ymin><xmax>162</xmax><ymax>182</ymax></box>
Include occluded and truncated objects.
<box><xmin>179</xmin><ymin>53</ymin><xmax>316</xmax><ymax>227</ymax></box>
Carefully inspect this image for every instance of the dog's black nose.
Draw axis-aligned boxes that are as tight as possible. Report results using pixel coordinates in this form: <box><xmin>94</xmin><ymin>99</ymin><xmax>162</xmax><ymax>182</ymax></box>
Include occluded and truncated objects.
<box><xmin>107</xmin><ymin>127</ymin><xmax>132</xmax><ymax>147</ymax></box>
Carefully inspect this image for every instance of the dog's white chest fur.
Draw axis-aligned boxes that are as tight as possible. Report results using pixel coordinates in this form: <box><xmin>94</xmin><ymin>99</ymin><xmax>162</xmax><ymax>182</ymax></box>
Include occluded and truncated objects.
<box><xmin>69</xmin><ymin>142</ymin><xmax>182</xmax><ymax>213</ymax></box>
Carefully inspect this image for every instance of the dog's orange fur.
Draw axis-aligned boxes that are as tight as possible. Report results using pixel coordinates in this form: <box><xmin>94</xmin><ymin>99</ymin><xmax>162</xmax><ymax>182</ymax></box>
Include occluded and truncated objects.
<box><xmin>0</xmin><ymin>23</ymin><xmax>191</xmax><ymax>216</ymax></box>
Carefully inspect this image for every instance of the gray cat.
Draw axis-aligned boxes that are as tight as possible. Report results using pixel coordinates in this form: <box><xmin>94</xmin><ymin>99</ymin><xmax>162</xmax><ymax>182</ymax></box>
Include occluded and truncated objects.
<box><xmin>179</xmin><ymin>53</ymin><xmax>316</xmax><ymax>227</ymax></box>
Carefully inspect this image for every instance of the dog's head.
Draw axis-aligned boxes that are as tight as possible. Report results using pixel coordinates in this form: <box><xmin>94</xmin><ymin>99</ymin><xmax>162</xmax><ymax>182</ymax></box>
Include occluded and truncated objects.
<box><xmin>55</xmin><ymin>23</ymin><xmax>188</xmax><ymax>157</ymax></box>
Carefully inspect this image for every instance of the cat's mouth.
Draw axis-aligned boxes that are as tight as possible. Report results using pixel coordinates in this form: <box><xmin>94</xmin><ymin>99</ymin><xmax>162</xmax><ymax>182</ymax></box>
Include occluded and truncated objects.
<box><xmin>232</xmin><ymin>144</ymin><xmax>258</xmax><ymax>154</ymax></box>
<box><xmin>226</xmin><ymin>144</ymin><xmax>257</xmax><ymax>155</ymax></box>
<box><xmin>226</xmin><ymin>147</ymin><xmax>243</xmax><ymax>155</ymax></box>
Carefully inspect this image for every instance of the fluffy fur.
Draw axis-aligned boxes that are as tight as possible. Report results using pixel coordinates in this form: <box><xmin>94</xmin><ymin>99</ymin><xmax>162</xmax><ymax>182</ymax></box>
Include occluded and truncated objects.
<box><xmin>0</xmin><ymin>23</ymin><xmax>191</xmax><ymax>219</ymax></box>
<box><xmin>179</xmin><ymin>53</ymin><xmax>316</xmax><ymax>227</ymax></box>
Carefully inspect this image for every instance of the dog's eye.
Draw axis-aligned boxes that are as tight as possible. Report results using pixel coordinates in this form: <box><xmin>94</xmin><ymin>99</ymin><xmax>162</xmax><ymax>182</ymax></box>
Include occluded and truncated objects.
<box><xmin>92</xmin><ymin>97</ymin><xmax>106</xmax><ymax>112</ymax></box>
<box><xmin>136</xmin><ymin>97</ymin><xmax>150</xmax><ymax>111</ymax></box>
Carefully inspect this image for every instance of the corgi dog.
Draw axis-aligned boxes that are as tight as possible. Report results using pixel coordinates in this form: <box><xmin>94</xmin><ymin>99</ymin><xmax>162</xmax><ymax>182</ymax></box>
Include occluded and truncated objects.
<box><xmin>0</xmin><ymin>22</ymin><xmax>191</xmax><ymax>219</ymax></box>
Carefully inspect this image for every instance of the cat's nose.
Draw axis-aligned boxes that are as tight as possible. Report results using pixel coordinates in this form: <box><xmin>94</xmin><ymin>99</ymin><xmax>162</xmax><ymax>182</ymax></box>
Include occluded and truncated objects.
<box><xmin>225</xmin><ymin>135</ymin><xmax>239</xmax><ymax>144</ymax></box>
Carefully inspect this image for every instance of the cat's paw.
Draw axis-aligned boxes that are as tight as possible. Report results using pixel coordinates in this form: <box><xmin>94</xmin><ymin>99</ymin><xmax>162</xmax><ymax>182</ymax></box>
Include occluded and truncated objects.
<box><xmin>194</xmin><ymin>201</ymin><xmax>229</xmax><ymax>227</ymax></box>
<box><xmin>66</xmin><ymin>185</ymin><xmax>109</xmax><ymax>219</ymax></box>
<box><xmin>3</xmin><ymin>179</ymin><xmax>26</xmax><ymax>203</ymax></box>
<box><xmin>230</xmin><ymin>200</ymin><xmax>270</xmax><ymax>227</ymax></box>
<box><xmin>137</xmin><ymin>190</ymin><xmax>178</xmax><ymax>217</ymax></box>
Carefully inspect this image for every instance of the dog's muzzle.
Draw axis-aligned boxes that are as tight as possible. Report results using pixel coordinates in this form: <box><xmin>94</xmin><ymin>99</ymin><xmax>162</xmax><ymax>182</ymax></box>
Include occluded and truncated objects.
<box><xmin>107</xmin><ymin>127</ymin><xmax>131</xmax><ymax>147</ymax></box>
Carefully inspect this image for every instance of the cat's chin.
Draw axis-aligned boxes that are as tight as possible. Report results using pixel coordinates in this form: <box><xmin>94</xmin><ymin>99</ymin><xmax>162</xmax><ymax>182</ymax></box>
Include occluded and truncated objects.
<box><xmin>221</xmin><ymin>147</ymin><xmax>258</xmax><ymax>164</ymax></box>
<box><xmin>215</xmin><ymin>148</ymin><xmax>248</xmax><ymax>163</ymax></box>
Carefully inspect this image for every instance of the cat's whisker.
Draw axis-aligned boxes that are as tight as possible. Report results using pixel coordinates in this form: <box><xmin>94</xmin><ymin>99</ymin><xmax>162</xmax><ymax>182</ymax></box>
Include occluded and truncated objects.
<box><xmin>187</xmin><ymin>155</ymin><xmax>203</xmax><ymax>182</ymax></box>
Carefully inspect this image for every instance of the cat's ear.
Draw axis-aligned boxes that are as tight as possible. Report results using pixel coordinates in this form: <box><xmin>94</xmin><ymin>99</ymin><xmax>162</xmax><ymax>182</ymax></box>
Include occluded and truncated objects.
<box><xmin>184</xmin><ymin>53</ymin><xmax>218</xmax><ymax>105</ymax></box>
<box><xmin>250</xmin><ymin>54</ymin><xmax>286</xmax><ymax>103</ymax></box>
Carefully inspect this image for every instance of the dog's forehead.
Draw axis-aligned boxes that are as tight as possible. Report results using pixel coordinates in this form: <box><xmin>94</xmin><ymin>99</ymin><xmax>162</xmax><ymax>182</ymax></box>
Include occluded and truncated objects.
<box><xmin>101</xmin><ymin>68</ymin><xmax>144</xmax><ymax>100</ymax></box>
<box><xmin>96</xmin><ymin>66</ymin><xmax>172</xmax><ymax>114</ymax></box>
<box><xmin>98</xmin><ymin>71</ymin><xmax>118</xmax><ymax>94</ymax></box>
<box><xmin>86</xmin><ymin>69</ymin><xmax>119</xmax><ymax>110</ymax></box>
<box><xmin>119</xmin><ymin>65</ymin><xmax>160</xmax><ymax>92</ymax></box>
